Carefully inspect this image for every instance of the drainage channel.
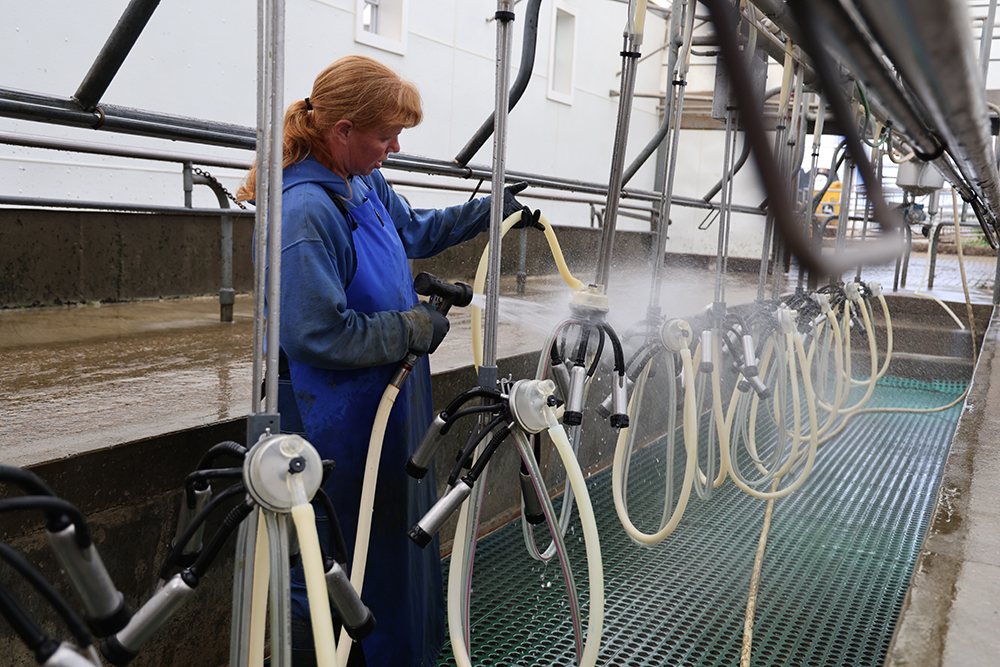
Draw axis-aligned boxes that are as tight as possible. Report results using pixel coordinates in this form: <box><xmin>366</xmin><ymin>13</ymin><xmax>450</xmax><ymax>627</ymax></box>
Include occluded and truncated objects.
<box><xmin>436</xmin><ymin>376</ymin><xmax>967</xmax><ymax>666</ymax></box>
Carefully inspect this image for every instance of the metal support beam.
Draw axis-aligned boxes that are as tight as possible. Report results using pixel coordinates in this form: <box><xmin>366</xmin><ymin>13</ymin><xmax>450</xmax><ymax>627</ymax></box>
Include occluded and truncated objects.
<box><xmin>73</xmin><ymin>0</ymin><xmax>162</xmax><ymax>111</ymax></box>
<box><xmin>0</xmin><ymin>87</ymin><xmax>256</xmax><ymax>149</ymax></box>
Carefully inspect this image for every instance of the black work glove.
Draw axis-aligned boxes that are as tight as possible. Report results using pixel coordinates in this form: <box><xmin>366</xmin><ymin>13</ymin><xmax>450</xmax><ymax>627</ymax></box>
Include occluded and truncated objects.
<box><xmin>510</xmin><ymin>206</ymin><xmax>544</xmax><ymax>231</ymax></box>
<box><xmin>501</xmin><ymin>182</ymin><xmax>529</xmax><ymax>220</ymax></box>
<box><xmin>412</xmin><ymin>301</ymin><xmax>450</xmax><ymax>354</ymax></box>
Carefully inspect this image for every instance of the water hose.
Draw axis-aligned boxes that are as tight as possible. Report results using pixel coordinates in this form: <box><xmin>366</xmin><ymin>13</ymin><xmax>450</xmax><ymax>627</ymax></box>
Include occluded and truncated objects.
<box><xmin>289</xmin><ymin>475</ymin><xmax>339</xmax><ymax>667</ymax></box>
<box><xmin>335</xmin><ymin>366</ymin><xmax>406</xmax><ymax>665</ymax></box>
<box><xmin>512</xmin><ymin>430</ymin><xmax>584</xmax><ymax>662</ymax></box>
<box><xmin>248</xmin><ymin>510</ymin><xmax>269</xmax><ymax>667</ymax></box>
<box><xmin>543</xmin><ymin>414</ymin><xmax>604</xmax><ymax>667</ymax></box>
<box><xmin>472</xmin><ymin>211</ymin><xmax>584</xmax><ymax>368</ymax></box>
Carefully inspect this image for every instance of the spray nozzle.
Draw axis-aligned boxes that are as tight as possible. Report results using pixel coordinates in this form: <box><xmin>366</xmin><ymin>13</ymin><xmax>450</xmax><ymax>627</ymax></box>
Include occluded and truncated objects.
<box><xmin>413</xmin><ymin>272</ymin><xmax>474</xmax><ymax>316</ymax></box>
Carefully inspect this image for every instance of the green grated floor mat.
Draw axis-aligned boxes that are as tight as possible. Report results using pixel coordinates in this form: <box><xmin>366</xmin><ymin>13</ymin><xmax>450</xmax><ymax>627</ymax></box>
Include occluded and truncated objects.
<box><xmin>435</xmin><ymin>377</ymin><xmax>967</xmax><ymax>666</ymax></box>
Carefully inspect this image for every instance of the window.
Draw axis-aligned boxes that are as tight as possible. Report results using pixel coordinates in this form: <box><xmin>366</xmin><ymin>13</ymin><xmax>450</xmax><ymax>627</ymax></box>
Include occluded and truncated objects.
<box><xmin>363</xmin><ymin>0</ymin><xmax>379</xmax><ymax>34</ymax></box>
<box><xmin>355</xmin><ymin>0</ymin><xmax>407</xmax><ymax>55</ymax></box>
<box><xmin>547</xmin><ymin>2</ymin><xmax>576</xmax><ymax>105</ymax></box>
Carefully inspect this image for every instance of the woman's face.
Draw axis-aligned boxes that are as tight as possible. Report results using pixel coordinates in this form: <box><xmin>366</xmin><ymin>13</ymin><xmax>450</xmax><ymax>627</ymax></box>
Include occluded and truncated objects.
<box><xmin>327</xmin><ymin>121</ymin><xmax>402</xmax><ymax>177</ymax></box>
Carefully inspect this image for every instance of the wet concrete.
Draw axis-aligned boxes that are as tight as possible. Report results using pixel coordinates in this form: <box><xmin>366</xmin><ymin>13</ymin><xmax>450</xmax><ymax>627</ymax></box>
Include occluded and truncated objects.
<box><xmin>0</xmin><ymin>295</ymin><xmax>254</xmax><ymax>467</ymax></box>
<box><xmin>885</xmin><ymin>299</ymin><xmax>1000</xmax><ymax>667</ymax></box>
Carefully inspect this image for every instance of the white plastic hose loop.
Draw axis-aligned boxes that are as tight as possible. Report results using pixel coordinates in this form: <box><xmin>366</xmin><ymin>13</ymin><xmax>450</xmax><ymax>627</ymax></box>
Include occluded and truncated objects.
<box><xmin>730</xmin><ymin>329</ymin><xmax>819</xmax><ymax>500</ymax></box>
<box><xmin>612</xmin><ymin>347</ymin><xmax>698</xmax><ymax>544</ymax></box>
<box><xmin>542</xmin><ymin>412</ymin><xmax>604</xmax><ymax>667</ymax></box>
<box><xmin>472</xmin><ymin>212</ymin><xmax>584</xmax><ymax>368</ymax></box>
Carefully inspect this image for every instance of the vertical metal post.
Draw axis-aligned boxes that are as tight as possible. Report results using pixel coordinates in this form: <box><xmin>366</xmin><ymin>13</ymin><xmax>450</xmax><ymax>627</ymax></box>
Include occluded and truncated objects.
<box><xmin>595</xmin><ymin>0</ymin><xmax>647</xmax><ymax>290</ymax></box>
<box><xmin>183</xmin><ymin>162</ymin><xmax>194</xmax><ymax>209</ymax></box>
<box><xmin>264</xmin><ymin>0</ymin><xmax>285</xmax><ymax>417</ymax></box>
<box><xmin>220</xmin><ymin>210</ymin><xmax>235</xmax><ymax>322</ymax></box>
<box><xmin>714</xmin><ymin>108</ymin><xmax>735</xmax><ymax>306</ymax></box>
<box><xmin>192</xmin><ymin>173</ymin><xmax>236</xmax><ymax>322</ymax></box>
<box><xmin>250</xmin><ymin>0</ymin><xmax>271</xmax><ymax>417</ymax></box>
<box><xmin>798</xmin><ymin>93</ymin><xmax>825</xmax><ymax>292</ymax></box>
<box><xmin>855</xmin><ymin>142</ymin><xmax>881</xmax><ymax>283</ymax></box>
<box><xmin>758</xmin><ymin>115</ymin><xmax>787</xmax><ymax>299</ymax></box>
<box><xmin>516</xmin><ymin>227</ymin><xmax>527</xmax><ymax>293</ymax></box>
<box><xmin>834</xmin><ymin>156</ymin><xmax>855</xmax><ymax>257</ymax></box>
<box><xmin>647</xmin><ymin>0</ymin><xmax>691</xmax><ymax>318</ymax></box>
<box><xmin>482</xmin><ymin>1</ymin><xmax>516</xmax><ymax>375</ymax></box>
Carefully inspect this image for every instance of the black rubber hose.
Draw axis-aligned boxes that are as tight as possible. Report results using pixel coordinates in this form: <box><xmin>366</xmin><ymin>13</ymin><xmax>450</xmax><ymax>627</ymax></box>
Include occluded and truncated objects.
<box><xmin>195</xmin><ymin>441</ymin><xmax>247</xmax><ymax>471</ymax></box>
<box><xmin>448</xmin><ymin>413</ymin><xmax>510</xmax><ymax>485</ymax></box>
<box><xmin>454</xmin><ymin>0</ymin><xmax>543</xmax><ymax>166</ymax></box>
<box><xmin>442</xmin><ymin>387</ymin><xmax>504</xmax><ymax>420</ymax></box>
<box><xmin>312</xmin><ymin>488</ymin><xmax>349</xmax><ymax>567</ymax></box>
<box><xmin>0</xmin><ymin>466</ymin><xmax>58</xmax><ymax>497</ymax></box>
<box><xmin>464</xmin><ymin>424</ymin><xmax>513</xmax><ymax>482</ymax></box>
<box><xmin>0</xmin><ymin>580</ymin><xmax>57</xmax><ymax>662</ymax></box>
<box><xmin>600</xmin><ymin>322</ymin><xmax>626</xmax><ymax>374</ymax></box>
<box><xmin>0</xmin><ymin>540</ymin><xmax>91</xmax><ymax>647</ymax></box>
<box><xmin>586</xmin><ymin>325</ymin><xmax>605</xmax><ymax>378</ymax></box>
<box><xmin>440</xmin><ymin>403</ymin><xmax>507</xmax><ymax>436</ymax></box>
<box><xmin>628</xmin><ymin>346</ymin><xmax>661</xmax><ymax>382</ymax></box>
<box><xmin>0</xmin><ymin>497</ymin><xmax>90</xmax><ymax>549</ymax></box>
<box><xmin>186</xmin><ymin>499</ymin><xmax>255</xmax><ymax>582</ymax></box>
<box><xmin>184</xmin><ymin>468</ymin><xmax>243</xmax><ymax>507</ymax></box>
<box><xmin>158</xmin><ymin>483</ymin><xmax>246</xmax><ymax>581</ymax></box>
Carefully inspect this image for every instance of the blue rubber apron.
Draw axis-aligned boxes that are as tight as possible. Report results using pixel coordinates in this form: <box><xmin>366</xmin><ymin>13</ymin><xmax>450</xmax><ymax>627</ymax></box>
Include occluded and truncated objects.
<box><xmin>286</xmin><ymin>182</ymin><xmax>444</xmax><ymax>666</ymax></box>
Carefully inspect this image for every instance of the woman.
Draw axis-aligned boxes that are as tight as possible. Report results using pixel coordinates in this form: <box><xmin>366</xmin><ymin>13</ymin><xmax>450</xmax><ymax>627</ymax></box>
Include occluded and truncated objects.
<box><xmin>238</xmin><ymin>55</ymin><xmax>530</xmax><ymax>666</ymax></box>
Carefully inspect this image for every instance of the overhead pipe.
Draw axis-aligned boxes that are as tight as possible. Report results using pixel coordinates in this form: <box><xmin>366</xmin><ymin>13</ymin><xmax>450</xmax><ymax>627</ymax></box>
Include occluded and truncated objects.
<box><xmin>0</xmin><ymin>88</ymin><xmax>256</xmax><ymax>150</ymax></box>
<box><xmin>454</xmin><ymin>0</ymin><xmax>542</xmax><ymax>167</ymax></box>
<box><xmin>73</xmin><ymin>0</ymin><xmax>162</xmax><ymax>111</ymax></box>
<box><xmin>0</xmin><ymin>131</ymin><xmax>251</xmax><ymax>169</ymax></box>
<box><xmin>852</xmin><ymin>0</ymin><xmax>1000</xmax><ymax>238</ymax></box>
<box><xmin>0</xmin><ymin>194</ymin><xmax>250</xmax><ymax>217</ymax></box>
<box><xmin>805</xmin><ymin>0</ymin><xmax>941</xmax><ymax>157</ymax></box>
<box><xmin>384</xmin><ymin>153</ymin><xmax>767</xmax><ymax>215</ymax></box>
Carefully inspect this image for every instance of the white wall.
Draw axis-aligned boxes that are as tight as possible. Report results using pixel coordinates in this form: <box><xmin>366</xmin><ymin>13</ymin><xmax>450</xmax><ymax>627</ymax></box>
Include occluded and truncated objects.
<box><xmin>0</xmin><ymin>1</ymin><xmax>673</xmax><ymax>217</ymax></box>
<box><xmin>2</xmin><ymin>1</ymin><xmax>789</xmax><ymax>260</ymax></box>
